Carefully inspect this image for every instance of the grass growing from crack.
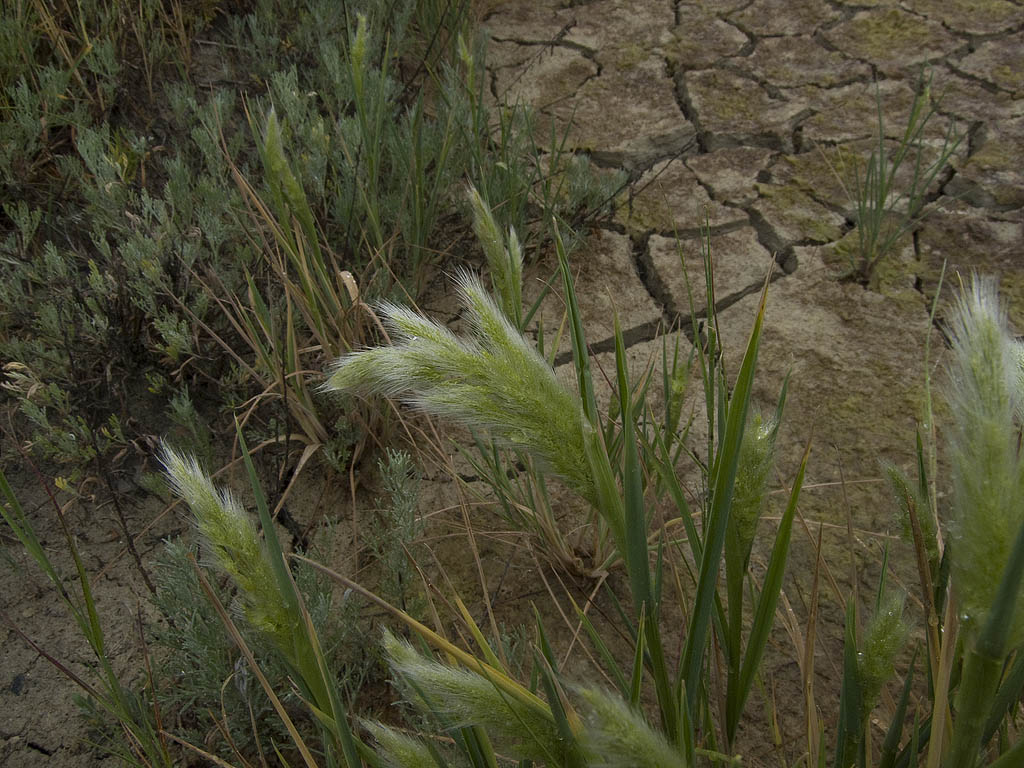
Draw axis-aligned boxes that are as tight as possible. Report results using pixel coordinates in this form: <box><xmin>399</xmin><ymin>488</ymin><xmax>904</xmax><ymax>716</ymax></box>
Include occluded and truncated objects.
<box><xmin>830</xmin><ymin>71</ymin><xmax>964</xmax><ymax>282</ymax></box>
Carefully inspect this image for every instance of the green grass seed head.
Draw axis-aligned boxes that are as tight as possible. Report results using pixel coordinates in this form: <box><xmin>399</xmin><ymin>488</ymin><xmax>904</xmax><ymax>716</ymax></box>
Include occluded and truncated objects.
<box><xmin>1014</xmin><ymin>338</ymin><xmax>1024</xmax><ymax>423</ymax></box>
<box><xmin>159</xmin><ymin>444</ymin><xmax>297</xmax><ymax>657</ymax></box>
<box><xmin>576</xmin><ymin>687</ymin><xmax>685</xmax><ymax>768</ymax></box>
<box><xmin>382</xmin><ymin>631</ymin><xmax>562</xmax><ymax>762</ymax></box>
<box><xmin>362</xmin><ymin>720</ymin><xmax>436</xmax><ymax>768</ymax></box>
<box><xmin>881</xmin><ymin>460</ymin><xmax>938</xmax><ymax>565</ymax></box>
<box><xmin>730</xmin><ymin>412</ymin><xmax>778</xmax><ymax>561</ymax></box>
<box><xmin>857</xmin><ymin>592</ymin><xmax>909</xmax><ymax>720</ymax></box>
<box><xmin>350</xmin><ymin>13</ymin><xmax>369</xmax><ymax>82</ymax></box>
<box><xmin>324</xmin><ymin>272</ymin><xmax>594</xmax><ymax>502</ymax></box>
<box><xmin>468</xmin><ymin>184</ymin><xmax>523</xmax><ymax>325</ymax></box>
<box><xmin>944</xmin><ymin>275</ymin><xmax>1024</xmax><ymax>646</ymax></box>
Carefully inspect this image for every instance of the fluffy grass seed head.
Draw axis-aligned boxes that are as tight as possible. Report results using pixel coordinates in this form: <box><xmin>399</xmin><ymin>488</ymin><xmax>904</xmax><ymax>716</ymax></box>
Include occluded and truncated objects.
<box><xmin>857</xmin><ymin>592</ymin><xmax>909</xmax><ymax>721</ymax></box>
<box><xmin>729</xmin><ymin>412</ymin><xmax>778</xmax><ymax>562</ymax></box>
<box><xmin>350</xmin><ymin>13</ymin><xmax>369</xmax><ymax>82</ymax></box>
<box><xmin>262</xmin><ymin>108</ymin><xmax>308</xmax><ymax>226</ymax></box>
<box><xmin>325</xmin><ymin>272</ymin><xmax>594</xmax><ymax>503</ymax></box>
<box><xmin>361</xmin><ymin>720</ymin><xmax>435</xmax><ymax>768</ymax></box>
<box><xmin>882</xmin><ymin>460</ymin><xmax>938</xmax><ymax>566</ymax></box>
<box><xmin>944</xmin><ymin>275</ymin><xmax>1024</xmax><ymax>646</ymax></box>
<box><xmin>575</xmin><ymin>687</ymin><xmax>685</xmax><ymax>768</ymax></box>
<box><xmin>382</xmin><ymin>631</ymin><xmax>563</xmax><ymax>763</ymax></box>
<box><xmin>159</xmin><ymin>444</ymin><xmax>297</xmax><ymax>659</ymax></box>
<box><xmin>467</xmin><ymin>184</ymin><xmax>523</xmax><ymax>326</ymax></box>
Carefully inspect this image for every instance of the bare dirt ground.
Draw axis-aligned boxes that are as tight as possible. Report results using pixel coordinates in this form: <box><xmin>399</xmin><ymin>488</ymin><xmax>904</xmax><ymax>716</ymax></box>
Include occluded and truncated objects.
<box><xmin>3</xmin><ymin>0</ymin><xmax>1023</xmax><ymax>765</ymax></box>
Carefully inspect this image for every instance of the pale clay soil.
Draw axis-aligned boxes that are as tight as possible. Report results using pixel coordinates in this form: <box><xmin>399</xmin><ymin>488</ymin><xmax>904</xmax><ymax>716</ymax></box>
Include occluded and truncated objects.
<box><xmin>3</xmin><ymin>0</ymin><xmax>1024</xmax><ymax>765</ymax></box>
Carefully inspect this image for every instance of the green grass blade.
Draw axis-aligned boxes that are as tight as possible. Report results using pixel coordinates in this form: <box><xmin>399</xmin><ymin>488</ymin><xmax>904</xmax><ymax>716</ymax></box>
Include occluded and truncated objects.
<box><xmin>554</xmin><ymin>220</ymin><xmax>598</xmax><ymax>425</ymax></box>
<box><xmin>878</xmin><ymin>649</ymin><xmax>916</xmax><ymax>768</ymax></box>
<box><xmin>456</xmin><ymin>596</ymin><xmax>506</xmax><ymax>672</ymax></box>
<box><xmin>629</xmin><ymin>606</ymin><xmax>647</xmax><ymax>708</ymax></box>
<box><xmin>615</xmin><ymin>313</ymin><xmax>652</xmax><ymax>614</ymax></box>
<box><xmin>534</xmin><ymin>610</ymin><xmax>586</xmax><ymax>768</ymax></box>
<box><xmin>0</xmin><ymin>470</ymin><xmax>79</xmax><ymax>623</ymax></box>
<box><xmin>236</xmin><ymin>421</ymin><xmax>300</xmax><ymax>620</ymax></box>
<box><xmin>988</xmin><ymin>737</ymin><xmax>1024</xmax><ymax>768</ymax></box>
<box><xmin>652</xmin><ymin>432</ymin><xmax>701</xmax><ymax>559</ymax></box>
<box><xmin>729</xmin><ymin>438</ymin><xmax>810</xmax><ymax>740</ymax></box>
<box><xmin>307</xmin><ymin>605</ymin><xmax>365</xmax><ymax>768</ymax></box>
<box><xmin>834</xmin><ymin>599</ymin><xmax>863</xmax><ymax>768</ymax></box>
<box><xmin>613</xmin><ymin>336</ymin><xmax>679</xmax><ymax>739</ymax></box>
<box><xmin>582</xmin><ymin>420</ymin><xmax>627</xmax><ymax>561</ymax></box>
<box><xmin>976</xmin><ymin>516</ymin><xmax>1024</xmax><ymax>661</ymax></box>
<box><xmin>983</xmin><ymin>648</ymin><xmax>1024</xmax><ymax>746</ymax></box>
<box><xmin>947</xmin><ymin>516</ymin><xmax>1024</xmax><ymax>768</ymax></box>
<box><xmin>678</xmin><ymin>687</ymin><xmax>696</xmax><ymax>767</ymax></box>
<box><xmin>192</xmin><ymin>556</ymin><xmax>322</xmax><ymax>768</ymax></box>
<box><xmin>680</xmin><ymin>271</ymin><xmax>769</xmax><ymax>710</ymax></box>
<box><xmin>236</xmin><ymin>421</ymin><xmax>351</xmax><ymax>755</ymax></box>
<box><xmin>521</xmin><ymin>270</ymin><xmax>556</xmax><ymax>330</ymax></box>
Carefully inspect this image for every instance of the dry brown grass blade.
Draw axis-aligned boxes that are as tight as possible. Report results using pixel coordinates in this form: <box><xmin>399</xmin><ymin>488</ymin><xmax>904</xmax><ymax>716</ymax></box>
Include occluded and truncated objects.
<box><xmin>0</xmin><ymin>608</ymin><xmax>105</xmax><ymax>701</ymax></box>
<box><xmin>527</xmin><ymin>549</ymin><xmax>615</xmax><ymax>689</ymax></box>
<box><xmin>270</xmin><ymin>442</ymin><xmax>320</xmax><ymax>521</ymax></box>
<box><xmin>775</xmin><ymin>523</ymin><xmax>825</xmax><ymax>768</ymax></box>
<box><xmin>162</xmin><ymin>731</ymin><xmax>247</xmax><ymax>768</ymax></box>
<box><xmin>213</xmin><ymin>675</ymin><xmax>261</xmax><ymax>768</ymax></box>
<box><xmin>558</xmin><ymin>568</ymin><xmax>609</xmax><ymax>670</ymax></box>
<box><xmin>796</xmin><ymin>505</ymin><xmax>845</xmax><ymax>619</ymax></box>
<box><xmin>456</xmin><ymin>478</ymin><xmax>507</xmax><ymax>669</ymax></box>
<box><xmin>905</xmin><ymin>482</ymin><xmax>941</xmax><ymax>686</ymax></box>
<box><xmin>136</xmin><ymin>607</ymin><xmax>170</xmax><ymax>759</ymax></box>
<box><xmin>32</xmin><ymin>0</ymin><xmax>94</xmax><ymax>103</ymax></box>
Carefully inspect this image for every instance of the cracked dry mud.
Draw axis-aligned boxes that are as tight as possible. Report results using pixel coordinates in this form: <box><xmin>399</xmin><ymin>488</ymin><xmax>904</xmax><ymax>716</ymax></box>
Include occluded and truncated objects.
<box><xmin>3</xmin><ymin>0</ymin><xmax>1024</xmax><ymax>765</ymax></box>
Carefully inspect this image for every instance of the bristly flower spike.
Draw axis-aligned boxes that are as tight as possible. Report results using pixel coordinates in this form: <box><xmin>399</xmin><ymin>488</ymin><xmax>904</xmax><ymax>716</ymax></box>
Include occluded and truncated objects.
<box><xmin>159</xmin><ymin>445</ymin><xmax>298</xmax><ymax>662</ymax></box>
<box><xmin>468</xmin><ymin>183</ymin><xmax>523</xmax><ymax>328</ymax></box>
<box><xmin>944</xmin><ymin>274</ymin><xmax>1024</xmax><ymax>647</ymax></box>
<box><xmin>323</xmin><ymin>271</ymin><xmax>594</xmax><ymax>504</ymax></box>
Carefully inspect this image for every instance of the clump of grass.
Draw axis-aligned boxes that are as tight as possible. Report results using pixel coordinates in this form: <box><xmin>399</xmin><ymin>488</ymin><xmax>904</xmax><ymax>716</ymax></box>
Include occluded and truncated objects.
<box><xmin>159</xmin><ymin>438</ymin><xmax>366</xmax><ymax>767</ymax></box>
<box><xmin>827</xmin><ymin>274</ymin><xmax>1024</xmax><ymax>768</ymax></box>
<box><xmin>325</xmin><ymin>219</ymin><xmax>808</xmax><ymax>760</ymax></box>
<box><xmin>160</xmin><ymin>444</ymin><xmax>309</xmax><ymax>659</ymax></box>
<box><xmin>831</xmin><ymin>71</ymin><xmax>963</xmax><ymax>282</ymax></box>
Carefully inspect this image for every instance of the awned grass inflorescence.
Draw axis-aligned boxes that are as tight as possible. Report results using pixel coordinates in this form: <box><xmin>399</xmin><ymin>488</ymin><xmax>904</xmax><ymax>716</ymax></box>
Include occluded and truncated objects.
<box><xmin>159</xmin><ymin>446</ymin><xmax>298</xmax><ymax>657</ymax></box>
<box><xmin>944</xmin><ymin>276</ymin><xmax>1024</xmax><ymax>647</ymax></box>
<box><xmin>383</xmin><ymin>630</ymin><xmax>565</xmax><ymax>763</ymax></box>
<box><xmin>940</xmin><ymin>275</ymin><xmax>1024</xmax><ymax>767</ymax></box>
<box><xmin>468</xmin><ymin>183</ymin><xmax>524</xmax><ymax>329</ymax></box>
<box><xmin>158</xmin><ymin>440</ymin><xmax>364</xmax><ymax>768</ymax></box>
<box><xmin>324</xmin><ymin>271</ymin><xmax>594</xmax><ymax>504</ymax></box>
<box><xmin>575</xmin><ymin>686</ymin><xmax>685</xmax><ymax>768</ymax></box>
